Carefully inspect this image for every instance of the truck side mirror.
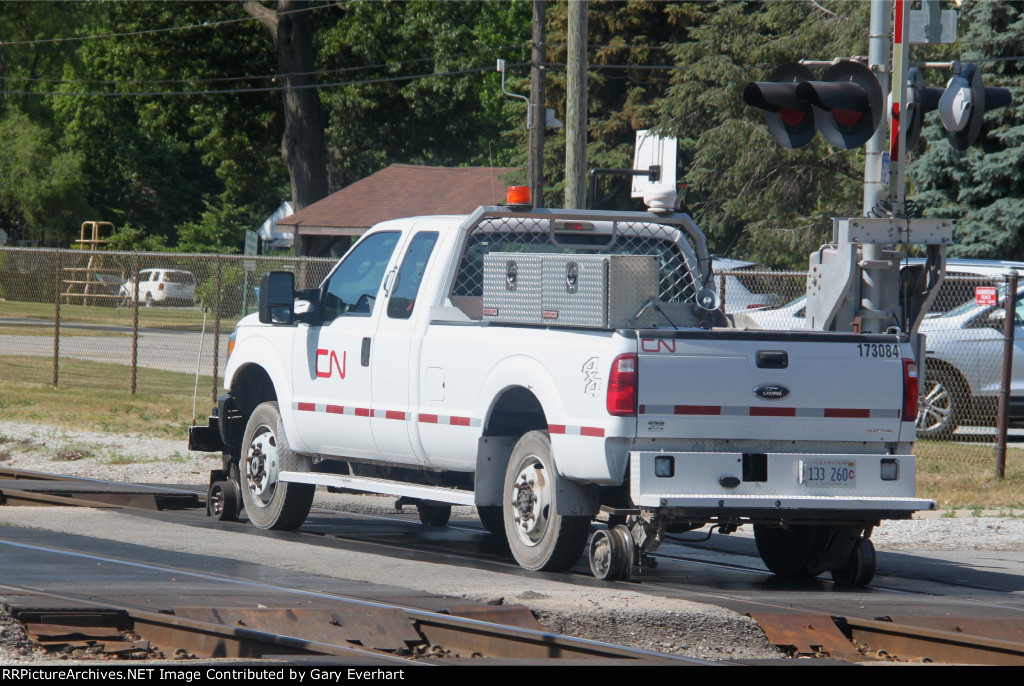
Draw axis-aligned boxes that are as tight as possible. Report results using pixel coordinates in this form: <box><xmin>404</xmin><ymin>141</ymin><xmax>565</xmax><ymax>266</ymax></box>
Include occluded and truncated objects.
<box><xmin>259</xmin><ymin>271</ymin><xmax>295</xmax><ymax>325</ymax></box>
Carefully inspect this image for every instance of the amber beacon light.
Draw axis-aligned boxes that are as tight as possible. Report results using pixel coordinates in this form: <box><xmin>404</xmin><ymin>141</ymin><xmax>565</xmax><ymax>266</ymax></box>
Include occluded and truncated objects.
<box><xmin>506</xmin><ymin>185</ymin><xmax>532</xmax><ymax>210</ymax></box>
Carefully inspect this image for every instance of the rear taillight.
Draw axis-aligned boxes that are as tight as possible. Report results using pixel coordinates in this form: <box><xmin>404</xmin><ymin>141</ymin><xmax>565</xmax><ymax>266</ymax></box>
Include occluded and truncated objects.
<box><xmin>158</xmin><ymin>282</ymin><xmax>164</xmax><ymax>290</ymax></box>
<box><xmin>902</xmin><ymin>358</ymin><xmax>919</xmax><ymax>421</ymax></box>
<box><xmin>607</xmin><ymin>354</ymin><xmax>638</xmax><ymax>417</ymax></box>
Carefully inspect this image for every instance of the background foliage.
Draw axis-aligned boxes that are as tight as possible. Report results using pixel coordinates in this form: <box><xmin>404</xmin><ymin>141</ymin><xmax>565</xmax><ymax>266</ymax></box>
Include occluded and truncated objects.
<box><xmin>0</xmin><ymin>0</ymin><xmax>1017</xmax><ymax>268</ymax></box>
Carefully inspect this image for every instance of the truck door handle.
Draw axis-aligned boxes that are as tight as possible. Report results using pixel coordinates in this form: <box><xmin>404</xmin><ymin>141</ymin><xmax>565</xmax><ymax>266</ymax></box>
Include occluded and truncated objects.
<box><xmin>361</xmin><ymin>337</ymin><xmax>371</xmax><ymax>367</ymax></box>
<box><xmin>756</xmin><ymin>350</ymin><xmax>788</xmax><ymax>369</ymax></box>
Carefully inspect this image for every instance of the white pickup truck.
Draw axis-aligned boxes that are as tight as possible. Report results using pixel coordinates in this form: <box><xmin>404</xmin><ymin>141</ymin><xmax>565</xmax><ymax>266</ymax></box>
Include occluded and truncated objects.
<box><xmin>190</xmin><ymin>205</ymin><xmax>934</xmax><ymax>586</ymax></box>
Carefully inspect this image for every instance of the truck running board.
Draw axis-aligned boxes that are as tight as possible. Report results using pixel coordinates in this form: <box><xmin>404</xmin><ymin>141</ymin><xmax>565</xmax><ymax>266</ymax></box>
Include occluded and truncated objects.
<box><xmin>278</xmin><ymin>471</ymin><xmax>477</xmax><ymax>506</ymax></box>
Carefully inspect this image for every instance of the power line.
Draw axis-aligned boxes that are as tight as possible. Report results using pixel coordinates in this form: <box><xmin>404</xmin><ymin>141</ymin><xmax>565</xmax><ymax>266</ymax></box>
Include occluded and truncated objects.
<box><xmin>0</xmin><ymin>44</ymin><xmax>528</xmax><ymax>88</ymax></box>
<box><xmin>0</xmin><ymin>2</ymin><xmax>332</xmax><ymax>48</ymax></box>
<box><xmin>0</xmin><ymin>63</ymin><xmax>515</xmax><ymax>98</ymax></box>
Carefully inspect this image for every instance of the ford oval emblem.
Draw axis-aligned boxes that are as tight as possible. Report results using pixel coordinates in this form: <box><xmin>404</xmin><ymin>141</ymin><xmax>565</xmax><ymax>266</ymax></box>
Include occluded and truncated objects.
<box><xmin>754</xmin><ymin>384</ymin><xmax>789</xmax><ymax>400</ymax></box>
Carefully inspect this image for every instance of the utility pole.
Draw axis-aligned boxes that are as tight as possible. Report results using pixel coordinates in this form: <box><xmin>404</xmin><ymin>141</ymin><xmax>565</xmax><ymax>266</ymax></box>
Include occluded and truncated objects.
<box><xmin>530</xmin><ymin>1</ymin><xmax>547</xmax><ymax>208</ymax></box>
<box><xmin>565</xmin><ymin>0</ymin><xmax>587</xmax><ymax>209</ymax></box>
<box><xmin>858</xmin><ymin>0</ymin><xmax>894</xmax><ymax>334</ymax></box>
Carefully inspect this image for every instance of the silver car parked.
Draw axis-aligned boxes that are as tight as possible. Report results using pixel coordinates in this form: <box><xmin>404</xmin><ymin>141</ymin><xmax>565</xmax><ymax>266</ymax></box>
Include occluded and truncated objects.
<box><xmin>915</xmin><ymin>287</ymin><xmax>1024</xmax><ymax>438</ymax></box>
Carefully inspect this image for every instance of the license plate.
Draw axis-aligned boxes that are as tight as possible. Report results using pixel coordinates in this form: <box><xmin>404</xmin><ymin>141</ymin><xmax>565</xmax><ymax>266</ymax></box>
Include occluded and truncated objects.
<box><xmin>800</xmin><ymin>459</ymin><xmax>856</xmax><ymax>488</ymax></box>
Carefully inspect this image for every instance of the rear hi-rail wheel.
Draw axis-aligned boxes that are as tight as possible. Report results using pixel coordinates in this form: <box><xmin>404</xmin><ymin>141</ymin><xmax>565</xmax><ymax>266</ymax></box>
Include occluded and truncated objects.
<box><xmin>589</xmin><ymin>524</ymin><xmax>635</xmax><ymax>581</ymax></box>
<box><xmin>831</xmin><ymin>538</ymin><xmax>877</xmax><ymax>587</ymax></box>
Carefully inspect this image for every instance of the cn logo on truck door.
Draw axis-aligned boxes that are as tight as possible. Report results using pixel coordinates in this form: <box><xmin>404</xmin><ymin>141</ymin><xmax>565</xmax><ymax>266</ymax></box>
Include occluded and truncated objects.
<box><xmin>316</xmin><ymin>349</ymin><xmax>347</xmax><ymax>379</ymax></box>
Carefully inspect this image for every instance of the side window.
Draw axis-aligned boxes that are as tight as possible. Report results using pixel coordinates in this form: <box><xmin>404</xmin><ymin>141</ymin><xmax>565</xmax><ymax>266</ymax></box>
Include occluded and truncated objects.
<box><xmin>322</xmin><ymin>232</ymin><xmax>400</xmax><ymax>323</ymax></box>
<box><xmin>388</xmin><ymin>232</ymin><xmax>439</xmax><ymax>320</ymax></box>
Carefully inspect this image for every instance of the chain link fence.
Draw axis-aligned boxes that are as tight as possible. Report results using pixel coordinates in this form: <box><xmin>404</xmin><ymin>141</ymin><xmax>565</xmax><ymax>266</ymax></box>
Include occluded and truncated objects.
<box><xmin>0</xmin><ymin>247</ymin><xmax>1016</xmax><ymax>446</ymax></box>
<box><xmin>0</xmin><ymin>248</ymin><xmax>333</xmax><ymax>404</ymax></box>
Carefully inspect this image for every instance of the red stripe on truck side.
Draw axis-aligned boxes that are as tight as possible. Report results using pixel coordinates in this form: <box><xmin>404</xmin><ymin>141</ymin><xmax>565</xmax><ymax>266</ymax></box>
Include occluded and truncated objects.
<box><xmin>825</xmin><ymin>408</ymin><xmax>871</xmax><ymax>418</ymax></box>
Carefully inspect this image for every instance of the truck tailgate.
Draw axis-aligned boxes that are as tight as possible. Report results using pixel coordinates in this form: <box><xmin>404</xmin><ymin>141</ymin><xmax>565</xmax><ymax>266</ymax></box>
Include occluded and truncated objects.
<box><xmin>636</xmin><ymin>331</ymin><xmax>910</xmax><ymax>443</ymax></box>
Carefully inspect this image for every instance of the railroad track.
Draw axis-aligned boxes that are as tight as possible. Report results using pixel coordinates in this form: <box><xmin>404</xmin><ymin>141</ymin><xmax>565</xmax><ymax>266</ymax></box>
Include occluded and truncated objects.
<box><xmin>3</xmin><ymin>468</ymin><xmax>1024</xmax><ymax>665</ymax></box>
<box><xmin>0</xmin><ymin>551</ymin><xmax>703</xmax><ymax>665</ymax></box>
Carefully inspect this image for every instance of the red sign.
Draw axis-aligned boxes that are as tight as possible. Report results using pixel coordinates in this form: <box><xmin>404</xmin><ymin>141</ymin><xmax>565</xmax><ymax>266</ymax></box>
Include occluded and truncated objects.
<box><xmin>976</xmin><ymin>286</ymin><xmax>998</xmax><ymax>307</ymax></box>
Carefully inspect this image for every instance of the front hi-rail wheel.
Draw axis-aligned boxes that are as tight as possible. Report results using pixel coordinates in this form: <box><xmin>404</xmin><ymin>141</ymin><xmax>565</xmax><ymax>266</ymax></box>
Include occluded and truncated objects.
<box><xmin>239</xmin><ymin>401</ymin><xmax>314</xmax><ymax>531</ymax></box>
<box><xmin>208</xmin><ymin>480</ymin><xmax>240</xmax><ymax>522</ymax></box>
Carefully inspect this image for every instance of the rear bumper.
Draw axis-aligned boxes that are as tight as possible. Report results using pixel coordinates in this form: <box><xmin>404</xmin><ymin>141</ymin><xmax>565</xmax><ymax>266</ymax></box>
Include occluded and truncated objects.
<box><xmin>629</xmin><ymin>450</ymin><xmax>935</xmax><ymax>518</ymax></box>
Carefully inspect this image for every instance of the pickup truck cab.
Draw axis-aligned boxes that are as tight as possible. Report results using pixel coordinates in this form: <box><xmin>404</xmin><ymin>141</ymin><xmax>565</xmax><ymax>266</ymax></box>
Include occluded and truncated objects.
<box><xmin>191</xmin><ymin>205</ymin><xmax>933</xmax><ymax>585</ymax></box>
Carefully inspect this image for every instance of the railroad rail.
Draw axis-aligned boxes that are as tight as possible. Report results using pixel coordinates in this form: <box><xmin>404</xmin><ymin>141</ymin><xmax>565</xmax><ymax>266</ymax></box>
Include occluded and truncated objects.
<box><xmin>0</xmin><ymin>582</ymin><xmax>703</xmax><ymax>665</ymax></box>
<box><xmin>0</xmin><ymin>468</ymin><xmax>200</xmax><ymax>510</ymax></box>
<box><xmin>4</xmin><ymin>469</ymin><xmax>1024</xmax><ymax>665</ymax></box>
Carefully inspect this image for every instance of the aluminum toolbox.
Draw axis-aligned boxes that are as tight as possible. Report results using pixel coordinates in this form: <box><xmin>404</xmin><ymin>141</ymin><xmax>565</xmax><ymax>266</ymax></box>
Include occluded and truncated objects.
<box><xmin>483</xmin><ymin>252</ymin><xmax>660</xmax><ymax>328</ymax></box>
<box><xmin>481</xmin><ymin>253</ymin><xmax>543</xmax><ymax>323</ymax></box>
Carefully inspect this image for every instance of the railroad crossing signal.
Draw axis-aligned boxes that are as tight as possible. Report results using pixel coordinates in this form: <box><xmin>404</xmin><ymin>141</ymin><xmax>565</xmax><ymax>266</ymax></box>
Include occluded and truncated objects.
<box><xmin>744</xmin><ymin>60</ymin><xmax>884</xmax><ymax>150</ymax></box>
<box><xmin>937</xmin><ymin>63</ymin><xmax>1013</xmax><ymax>150</ymax></box>
<box><xmin>741</xmin><ymin>63</ymin><xmax>816</xmax><ymax>149</ymax></box>
<box><xmin>903</xmin><ymin>64</ymin><xmax>1012</xmax><ymax>152</ymax></box>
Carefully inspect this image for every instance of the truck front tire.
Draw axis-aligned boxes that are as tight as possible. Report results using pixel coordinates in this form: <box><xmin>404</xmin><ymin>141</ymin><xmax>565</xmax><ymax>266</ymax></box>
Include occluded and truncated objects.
<box><xmin>240</xmin><ymin>401</ymin><xmax>314</xmax><ymax>531</ymax></box>
<box><xmin>503</xmin><ymin>431</ymin><xmax>590</xmax><ymax>571</ymax></box>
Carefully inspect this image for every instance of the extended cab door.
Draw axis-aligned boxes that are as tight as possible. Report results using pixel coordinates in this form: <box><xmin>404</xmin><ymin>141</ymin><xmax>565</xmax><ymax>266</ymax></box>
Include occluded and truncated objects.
<box><xmin>290</xmin><ymin>231</ymin><xmax>400</xmax><ymax>460</ymax></box>
<box><xmin>369</xmin><ymin>231</ymin><xmax>439</xmax><ymax>463</ymax></box>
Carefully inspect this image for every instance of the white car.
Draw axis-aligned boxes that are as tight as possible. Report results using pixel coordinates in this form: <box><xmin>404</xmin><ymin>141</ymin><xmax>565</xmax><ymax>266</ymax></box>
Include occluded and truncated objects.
<box><xmin>712</xmin><ymin>257</ymin><xmax>784</xmax><ymax>313</ymax></box>
<box><xmin>121</xmin><ymin>268</ymin><xmax>196</xmax><ymax>306</ymax></box>
<box><xmin>744</xmin><ymin>259</ymin><xmax>1024</xmax><ymax>329</ymax></box>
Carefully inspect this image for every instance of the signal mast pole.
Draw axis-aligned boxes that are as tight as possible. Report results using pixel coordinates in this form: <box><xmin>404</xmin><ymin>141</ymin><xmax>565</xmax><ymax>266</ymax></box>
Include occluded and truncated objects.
<box><xmin>859</xmin><ymin>0</ymin><xmax>894</xmax><ymax>333</ymax></box>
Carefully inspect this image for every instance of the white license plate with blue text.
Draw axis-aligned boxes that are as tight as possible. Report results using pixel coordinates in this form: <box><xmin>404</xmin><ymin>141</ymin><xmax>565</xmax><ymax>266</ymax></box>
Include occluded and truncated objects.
<box><xmin>800</xmin><ymin>459</ymin><xmax>856</xmax><ymax>488</ymax></box>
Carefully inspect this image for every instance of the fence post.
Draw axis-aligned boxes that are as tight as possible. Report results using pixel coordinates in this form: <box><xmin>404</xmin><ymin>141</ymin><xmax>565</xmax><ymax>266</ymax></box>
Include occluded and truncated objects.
<box><xmin>52</xmin><ymin>251</ymin><xmax>62</xmax><ymax>388</ymax></box>
<box><xmin>995</xmin><ymin>270</ymin><xmax>1018</xmax><ymax>479</ymax></box>
<box><xmin>212</xmin><ymin>256</ymin><xmax>222</xmax><ymax>404</ymax></box>
<box><xmin>130</xmin><ymin>253</ymin><xmax>140</xmax><ymax>395</ymax></box>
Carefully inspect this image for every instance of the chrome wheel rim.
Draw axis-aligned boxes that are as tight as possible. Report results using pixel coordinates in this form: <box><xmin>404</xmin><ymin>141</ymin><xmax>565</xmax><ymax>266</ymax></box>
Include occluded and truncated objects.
<box><xmin>245</xmin><ymin>425</ymin><xmax>279</xmax><ymax>508</ymax></box>
<box><xmin>510</xmin><ymin>456</ymin><xmax>551</xmax><ymax>548</ymax></box>
<box><xmin>917</xmin><ymin>378</ymin><xmax>952</xmax><ymax>433</ymax></box>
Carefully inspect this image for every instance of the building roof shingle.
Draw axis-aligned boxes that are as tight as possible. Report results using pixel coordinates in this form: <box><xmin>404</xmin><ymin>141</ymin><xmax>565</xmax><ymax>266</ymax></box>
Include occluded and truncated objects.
<box><xmin>276</xmin><ymin>164</ymin><xmax>519</xmax><ymax>236</ymax></box>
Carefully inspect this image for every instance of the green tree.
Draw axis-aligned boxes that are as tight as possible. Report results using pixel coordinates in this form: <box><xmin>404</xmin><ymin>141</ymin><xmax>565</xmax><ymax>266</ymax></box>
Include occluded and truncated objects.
<box><xmin>175</xmin><ymin>199</ymin><xmax>254</xmax><ymax>254</ymax></box>
<box><xmin>0</xmin><ymin>109</ymin><xmax>91</xmax><ymax>243</ymax></box>
<box><xmin>651</xmin><ymin>1</ymin><xmax>869</xmax><ymax>267</ymax></box>
<box><xmin>104</xmin><ymin>224</ymin><xmax>169</xmax><ymax>252</ymax></box>
<box><xmin>318</xmin><ymin>0</ymin><xmax>531</xmax><ymax>187</ymax></box>
<box><xmin>910</xmin><ymin>1</ymin><xmax>1024</xmax><ymax>260</ymax></box>
<box><xmin>50</xmin><ymin>1</ymin><xmax>286</xmax><ymax>244</ymax></box>
<box><xmin>541</xmin><ymin>0</ymin><xmax>694</xmax><ymax>209</ymax></box>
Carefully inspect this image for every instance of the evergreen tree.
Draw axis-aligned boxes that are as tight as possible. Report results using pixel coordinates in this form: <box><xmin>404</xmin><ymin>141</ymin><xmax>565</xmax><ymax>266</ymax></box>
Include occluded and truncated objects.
<box><xmin>910</xmin><ymin>1</ymin><xmax>1024</xmax><ymax>260</ymax></box>
<box><xmin>655</xmin><ymin>1</ymin><xmax>870</xmax><ymax>268</ymax></box>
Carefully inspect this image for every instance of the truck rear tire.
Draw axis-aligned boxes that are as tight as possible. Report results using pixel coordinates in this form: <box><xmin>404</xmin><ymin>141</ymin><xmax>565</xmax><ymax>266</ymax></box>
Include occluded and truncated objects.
<box><xmin>240</xmin><ymin>401</ymin><xmax>314</xmax><ymax>531</ymax></box>
<box><xmin>477</xmin><ymin>505</ymin><xmax>506</xmax><ymax>539</ymax></box>
<box><xmin>503</xmin><ymin>431</ymin><xmax>590</xmax><ymax>571</ymax></box>
<box><xmin>754</xmin><ymin>524</ymin><xmax>829</xmax><ymax>578</ymax></box>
